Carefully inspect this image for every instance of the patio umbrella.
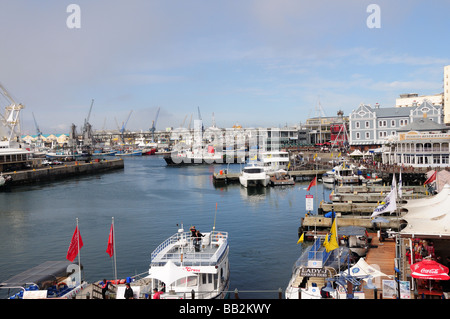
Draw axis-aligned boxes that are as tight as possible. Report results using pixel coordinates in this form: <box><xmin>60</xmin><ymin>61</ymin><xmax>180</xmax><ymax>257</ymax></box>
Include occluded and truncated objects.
<box><xmin>410</xmin><ymin>259</ymin><xmax>450</xmax><ymax>280</ymax></box>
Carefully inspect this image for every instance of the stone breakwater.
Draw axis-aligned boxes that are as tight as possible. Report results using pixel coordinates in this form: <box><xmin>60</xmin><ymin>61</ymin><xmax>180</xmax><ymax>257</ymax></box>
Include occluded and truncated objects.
<box><xmin>3</xmin><ymin>159</ymin><xmax>124</xmax><ymax>186</ymax></box>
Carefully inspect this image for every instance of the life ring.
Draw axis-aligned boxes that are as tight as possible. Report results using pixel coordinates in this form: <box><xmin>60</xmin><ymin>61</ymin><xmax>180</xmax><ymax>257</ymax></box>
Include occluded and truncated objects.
<box><xmin>215</xmin><ymin>232</ymin><xmax>224</xmax><ymax>240</ymax></box>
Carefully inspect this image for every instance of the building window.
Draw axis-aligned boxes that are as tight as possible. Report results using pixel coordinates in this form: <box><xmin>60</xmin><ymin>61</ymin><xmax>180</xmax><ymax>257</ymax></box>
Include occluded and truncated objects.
<box><xmin>356</xmin><ymin>122</ymin><xmax>360</xmax><ymax>129</ymax></box>
<box><xmin>365</xmin><ymin>121</ymin><xmax>370</xmax><ymax>128</ymax></box>
<box><xmin>356</xmin><ymin>132</ymin><xmax>360</xmax><ymax>139</ymax></box>
<box><xmin>365</xmin><ymin>132</ymin><xmax>370</xmax><ymax>139</ymax></box>
<box><xmin>391</xmin><ymin>120</ymin><xmax>395</xmax><ymax>127</ymax></box>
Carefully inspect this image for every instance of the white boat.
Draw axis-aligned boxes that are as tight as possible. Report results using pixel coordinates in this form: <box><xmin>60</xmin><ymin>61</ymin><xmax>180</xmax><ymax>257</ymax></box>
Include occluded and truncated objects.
<box><xmin>164</xmin><ymin>147</ymin><xmax>223</xmax><ymax>165</ymax></box>
<box><xmin>259</xmin><ymin>151</ymin><xmax>290</xmax><ymax>173</ymax></box>
<box><xmin>1</xmin><ymin>261</ymin><xmax>87</xmax><ymax>299</ymax></box>
<box><xmin>285</xmin><ymin>237</ymin><xmax>351</xmax><ymax>299</ymax></box>
<box><xmin>333</xmin><ymin>163</ymin><xmax>361</xmax><ymax>185</ymax></box>
<box><xmin>239</xmin><ymin>162</ymin><xmax>270</xmax><ymax>187</ymax></box>
<box><xmin>143</xmin><ymin>225</ymin><xmax>230</xmax><ymax>299</ymax></box>
<box><xmin>322</xmin><ymin>170</ymin><xmax>336</xmax><ymax>184</ymax></box>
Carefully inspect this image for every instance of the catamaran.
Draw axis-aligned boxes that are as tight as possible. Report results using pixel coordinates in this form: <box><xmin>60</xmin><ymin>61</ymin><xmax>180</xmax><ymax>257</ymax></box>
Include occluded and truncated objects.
<box><xmin>143</xmin><ymin>224</ymin><xmax>230</xmax><ymax>299</ymax></box>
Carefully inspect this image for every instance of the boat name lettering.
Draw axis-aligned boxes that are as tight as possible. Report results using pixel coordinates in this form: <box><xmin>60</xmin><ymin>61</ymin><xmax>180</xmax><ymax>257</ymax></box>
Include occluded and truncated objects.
<box><xmin>184</xmin><ymin>267</ymin><xmax>201</xmax><ymax>272</ymax></box>
<box><xmin>299</xmin><ymin>267</ymin><xmax>329</xmax><ymax>277</ymax></box>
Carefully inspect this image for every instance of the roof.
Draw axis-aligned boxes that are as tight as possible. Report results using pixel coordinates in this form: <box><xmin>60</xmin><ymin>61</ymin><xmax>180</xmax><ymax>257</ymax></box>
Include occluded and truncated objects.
<box><xmin>400</xmin><ymin>184</ymin><xmax>450</xmax><ymax>238</ymax></box>
<box><xmin>397</xmin><ymin>118</ymin><xmax>448</xmax><ymax>132</ymax></box>
<box><xmin>0</xmin><ymin>261</ymin><xmax>81</xmax><ymax>288</ymax></box>
<box><xmin>374</xmin><ymin>106</ymin><xmax>412</xmax><ymax>118</ymax></box>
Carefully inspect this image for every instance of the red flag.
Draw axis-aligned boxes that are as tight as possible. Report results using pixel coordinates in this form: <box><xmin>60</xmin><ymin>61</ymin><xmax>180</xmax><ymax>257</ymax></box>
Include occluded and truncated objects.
<box><xmin>307</xmin><ymin>177</ymin><xmax>317</xmax><ymax>191</ymax></box>
<box><xmin>424</xmin><ymin>171</ymin><xmax>437</xmax><ymax>185</ymax></box>
<box><xmin>66</xmin><ymin>226</ymin><xmax>83</xmax><ymax>262</ymax></box>
<box><xmin>106</xmin><ymin>223</ymin><xmax>114</xmax><ymax>257</ymax></box>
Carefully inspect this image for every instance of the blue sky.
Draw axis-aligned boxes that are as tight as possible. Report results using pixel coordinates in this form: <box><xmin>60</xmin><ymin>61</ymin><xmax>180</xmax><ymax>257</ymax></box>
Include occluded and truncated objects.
<box><xmin>1</xmin><ymin>0</ymin><xmax>449</xmax><ymax>134</ymax></box>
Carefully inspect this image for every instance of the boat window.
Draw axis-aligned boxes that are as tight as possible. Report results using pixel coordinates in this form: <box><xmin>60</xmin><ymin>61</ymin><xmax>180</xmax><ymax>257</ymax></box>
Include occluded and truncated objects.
<box><xmin>202</xmin><ymin>274</ymin><xmax>207</xmax><ymax>285</ymax></box>
<box><xmin>244</xmin><ymin>168</ymin><xmax>263</xmax><ymax>173</ymax></box>
<box><xmin>175</xmin><ymin>276</ymin><xmax>198</xmax><ymax>287</ymax></box>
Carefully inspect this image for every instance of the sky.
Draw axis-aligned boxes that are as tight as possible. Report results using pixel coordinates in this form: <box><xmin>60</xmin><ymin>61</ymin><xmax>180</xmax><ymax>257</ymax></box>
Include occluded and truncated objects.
<box><xmin>1</xmin><ymin>0</ymin><xmax>450</xmax><ymax>135</ymax></box>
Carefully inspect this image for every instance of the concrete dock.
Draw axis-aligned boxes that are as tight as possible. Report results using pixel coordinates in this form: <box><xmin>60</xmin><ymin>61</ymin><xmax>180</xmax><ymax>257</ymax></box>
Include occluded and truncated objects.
<box><xmin>213</xmin><ymin>169</ymin><xmax>326</xmax><ymax>184</ymax></box>
<box><xmin>2</xmin><ymin>159</ymin><xmax>124</xmax><ymax>186</ymax></box>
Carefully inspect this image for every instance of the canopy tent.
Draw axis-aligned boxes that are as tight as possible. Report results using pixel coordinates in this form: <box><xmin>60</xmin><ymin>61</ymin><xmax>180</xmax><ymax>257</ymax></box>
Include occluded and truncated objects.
<box><xmin>349</xmin><ymin>150</ymin><xmax>363</xmax><ymax>156</ymax></box>
<box><xmin>340</xmin><ymin>257</ymin><xmax>390</xmax><ymax>279</ymax></box>
<box><xmin>147</xmin><ymin>260</ymin><xmax>191</xmax><ymax>286</ymax></box>
<box><xmin>400</xmin><ymin>184</ymin><xmax>450</xmax><ymax>238</ymax></box>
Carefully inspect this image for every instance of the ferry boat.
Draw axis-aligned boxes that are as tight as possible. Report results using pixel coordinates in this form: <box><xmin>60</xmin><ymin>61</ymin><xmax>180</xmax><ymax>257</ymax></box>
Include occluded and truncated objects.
<box><xmin>239</xmin><ymin>162</ymin><xmax>270</xmax><ymax>187</ymax></box>
<box><xmin>285</xmin><ymin>237</ymin><xmax>351</xmax><ymax>299</ymax></box>
<box><xmin>332</xmin><ymin>163</ymin><xmax>361</xmax><ymax>185</ymax></box>
<box><xmin>0</xmin><ymin>261</ymin><xmax>86</xmax><ymax>299</ymax></box>
<box><xmin>144</xmin><ymin>225</ymin><xmax>230</xmax><ymax>299</ymax></box>
<box><xmin>259</xmin><ymin>151</ymin><xmax>290</xmax><ymax>173</ymax></box>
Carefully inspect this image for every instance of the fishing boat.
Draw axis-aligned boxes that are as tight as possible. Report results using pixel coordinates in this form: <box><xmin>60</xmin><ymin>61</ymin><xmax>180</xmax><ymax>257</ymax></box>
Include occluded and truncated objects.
<box><xmin>239</xmin><ymin>162</ymin><xmax>270</xmax><ymax>187</ymax></box>
<box><xmin>270</xmin><ymin>169</ymin><xmax>295</xmax><ymax>186</ymax></box>
<box><xmin>285</xmin><ymin>236</ymin><xmax>351</xmax><ymax>299</ymax></box>
<box><xmin>0</xmin><ymin>261</ymin><xmax>86</xmax><ymax>299</ymax></box>
<box><xmin>143</xmin><ymin>224</ymin><xmax>230</xmax><ymax>299</ymax></box>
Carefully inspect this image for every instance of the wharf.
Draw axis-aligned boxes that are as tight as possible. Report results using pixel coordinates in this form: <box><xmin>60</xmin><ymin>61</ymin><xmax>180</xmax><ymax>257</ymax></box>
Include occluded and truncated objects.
<box><xmin>213</xmin><ymin>169</ymin><xmax>326</xmax><ymax>184</ymax></box>
<box><xmin>2</xmin><ymin>159</ymin><xmax>124</xmax><ymax>186</ymax></box>
<box><xmin>363</xmin><ymin>233</ymin><xmax>396</xmax><ymax>299</ymax></box>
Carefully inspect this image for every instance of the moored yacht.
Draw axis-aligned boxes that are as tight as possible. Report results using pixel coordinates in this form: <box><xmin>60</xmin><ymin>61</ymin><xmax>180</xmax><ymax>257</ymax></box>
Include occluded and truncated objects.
<box><xmin>239</xmin><ymin>162</ymin><xmax>270</xmax><ymax>187</ymax></box>
<box><xmin>259</xmin><ymin>151</ymin><xmax>290</xmax><ymax>173</ymax></box>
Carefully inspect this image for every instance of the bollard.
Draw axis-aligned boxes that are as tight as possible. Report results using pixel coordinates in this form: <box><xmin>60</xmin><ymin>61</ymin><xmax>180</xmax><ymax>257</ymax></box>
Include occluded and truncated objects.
<box><xmin>191</xmin><ymin>289</ymin><xmax>195</xmax><ymax>299</ymax></box>
<box><xmin>234</xmin><ymin>288</ymin><xmax>239</xmax><ymax>299</ymax></box>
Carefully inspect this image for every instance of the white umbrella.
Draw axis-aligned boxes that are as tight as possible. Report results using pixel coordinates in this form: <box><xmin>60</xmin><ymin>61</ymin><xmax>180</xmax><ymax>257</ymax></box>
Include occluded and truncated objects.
<box><xmin>147</xmin><ymin>260</ymin><xmax>190</xmax><ymax>286</ymax></box>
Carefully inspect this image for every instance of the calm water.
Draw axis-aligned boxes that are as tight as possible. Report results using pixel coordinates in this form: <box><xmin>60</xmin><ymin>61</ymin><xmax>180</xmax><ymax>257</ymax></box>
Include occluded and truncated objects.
<box><xmin>0</xmin><ymin>156</ymin><xmax>331</xmax><ymax>299</ymax></box>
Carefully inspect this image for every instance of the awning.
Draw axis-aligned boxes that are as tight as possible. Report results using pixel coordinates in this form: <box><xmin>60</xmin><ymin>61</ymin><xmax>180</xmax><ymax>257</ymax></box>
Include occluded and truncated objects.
<box><xmin>0</xmin><ymin>261</ymin><xmax>81</xmax><ymax>289</ymax></box>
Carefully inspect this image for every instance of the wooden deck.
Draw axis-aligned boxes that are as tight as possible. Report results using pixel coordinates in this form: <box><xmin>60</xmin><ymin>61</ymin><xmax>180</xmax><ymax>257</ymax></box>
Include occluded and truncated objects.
<box><xmin>363</xmin><ymin>233</ymin><xmax>396</xmax><ymax>299</ymax></box>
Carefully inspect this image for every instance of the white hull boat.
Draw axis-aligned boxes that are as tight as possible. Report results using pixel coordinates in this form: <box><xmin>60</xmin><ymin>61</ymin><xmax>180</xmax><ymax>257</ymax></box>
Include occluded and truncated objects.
<box><xmin>239</xmin><ymin>163</ymin><xmax>270</xmax><ymax>187</ymax></box>
<box><xmin>142</xmin><ymin>225</ymin><xmax>230</xmax><ymax>299</ymax></box>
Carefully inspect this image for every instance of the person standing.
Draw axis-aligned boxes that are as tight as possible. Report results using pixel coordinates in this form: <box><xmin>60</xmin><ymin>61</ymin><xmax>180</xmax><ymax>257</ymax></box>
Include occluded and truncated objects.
<box><xmin>100</xmin><ymin>279</ymin><xmax>114</xmax><ymax>299</ymax></box>
<box><xmin>124</xmin><ymin>283</ymin><xmax>134</xmax><ymax>299</ymax></box>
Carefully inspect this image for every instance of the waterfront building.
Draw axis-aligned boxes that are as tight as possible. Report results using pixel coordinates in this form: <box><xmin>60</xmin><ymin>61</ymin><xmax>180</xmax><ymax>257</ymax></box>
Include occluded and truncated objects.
<box><xmin>382</xmin><ymin>116</ymin><xmax>450</xmax><ymax>167</ymax></box>
<box><xmin>445</xmin><ymin>65</ymin><xmax>450</xmax><ymax>125</ymax></box>
<box><xmin>349</xmin><ymin>100</ymin><xmax>444</xmax><ymax>150</ymax></box>
<box><xmin>396</xmin><ymin>93</ymin><xmax>443</xmax><ymax>108</ymax></box>
<box><xmin>304</xmin><ymin>111</ymin><xmax>349</xmax><ymax>146</ymax></box>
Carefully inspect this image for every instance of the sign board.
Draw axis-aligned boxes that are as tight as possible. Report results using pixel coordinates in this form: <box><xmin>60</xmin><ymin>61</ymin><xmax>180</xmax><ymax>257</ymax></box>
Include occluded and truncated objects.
<box><xmin>299</xmin><ymin>267</ymin><xmax>329</xmax><ymax>278</ymax></box>
<box><xmin>305</xmin><ymin>195</ymin><xmax>314</xmax><ymax>211</ymax></box>
<box><xmin>382</xmin><ymin>280</ymin><xmax>411</xmax><ymax>299</ymax></box>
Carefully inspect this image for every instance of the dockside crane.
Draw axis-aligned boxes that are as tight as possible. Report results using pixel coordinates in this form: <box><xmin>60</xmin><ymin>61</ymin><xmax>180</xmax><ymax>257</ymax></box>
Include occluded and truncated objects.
<box><xmin>81</xmin><ymin>99</ymin><xmax>94</xmax><ymax>148</ymax></box>
<box><xmin>0</xmin><ymin>82</ymin><xmax>25</xmax><ymax>142</ymax></box>
<box><xmin>117</xmin><ymin>110</ymin><xmax>133</xmax><ymax>144</ymax></box>
<box><xmin>150</xmin><ymin>107</ymin><xmax>160</xmax><ymax>143</ymax></box>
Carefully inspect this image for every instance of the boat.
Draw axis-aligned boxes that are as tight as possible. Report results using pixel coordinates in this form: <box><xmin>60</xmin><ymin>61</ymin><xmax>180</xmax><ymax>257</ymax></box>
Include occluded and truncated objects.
<box><xmin>322</xmin><ymin>170</ymin><xmax>336</xmax><ymax>184</ymax></box>
<box><xmin>0</xmin><ymin>261</ymin><xmax>87</xmax><ymax>299</ymax></box>
<box><xmin>239</xmin><ymin>162</ymin><xmax>270</xmax><ymax>187</ymax></box>
<box><xmin>333</xmin><ymin>163</ymin><xmax>361</xmax><ymax>185</ymax></box>
<box><xmin>259</xmin><ymin>151</ymin><xmax>290</xmax><ymax>173</ymax></box>
<box><xmin>142</xmin><ymin>225</ymin><xmax>230</xmax><ymax>299</ymax></box>
<box><xmin>164</xmin><ymin>147</ymin><xmax>224</xmax><ymax>165</ymax></box>
<box><xmin>285</xmin><ymin>236</ymin><xmax>351</xmax><ymax>299</ymax></box>
<box><xmin>115</xmin><ymin>149</ymin><xmax>142</xmax><ymax>156</ymax></box>
<box><xmin>270</xmin><ymin>169</ymin><xmax>295</xmax><ymax>186</ymax></box>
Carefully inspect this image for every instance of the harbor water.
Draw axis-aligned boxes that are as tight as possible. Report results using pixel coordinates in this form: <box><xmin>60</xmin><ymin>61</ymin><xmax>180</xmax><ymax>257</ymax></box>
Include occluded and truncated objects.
<box><xmin>0</xmin><ymin>156</ymin><xmax>331</xmax><ymax>299</ymax></box>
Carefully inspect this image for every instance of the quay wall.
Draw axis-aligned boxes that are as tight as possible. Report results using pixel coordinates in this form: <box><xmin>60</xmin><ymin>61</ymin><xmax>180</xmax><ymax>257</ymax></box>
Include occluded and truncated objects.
<box><xmin>3</xmin><ymin>159</ymin><xmax>124</xmax><ymax>186</ymax></box>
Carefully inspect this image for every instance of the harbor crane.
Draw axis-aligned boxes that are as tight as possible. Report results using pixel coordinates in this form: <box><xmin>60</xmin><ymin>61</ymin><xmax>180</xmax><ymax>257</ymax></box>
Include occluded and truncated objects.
<box><xmin>150</xmin><ymin>107</ymin><xmax>160</xmax><ymax>142</ymax></box>
<box><xmin>115</xmin><ymin>110</ymin><xmax>133</xmax><ymax>144</ymax></box>
<box><xmin>0</xmin><ymin>82</ymin><xmax>25</xmax><ymax>142</ymax></box>
<box><xmin>81</xmin><ymin>99</ymin><xmax>94</xmax><ymax>148</ymax></box>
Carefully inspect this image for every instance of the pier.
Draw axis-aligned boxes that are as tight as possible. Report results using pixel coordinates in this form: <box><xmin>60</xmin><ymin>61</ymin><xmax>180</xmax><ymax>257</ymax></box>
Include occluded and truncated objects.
<box><xmin>2</xmin><ymin>159</ymin><xmax>124</xmax><ymax>186</ymax></box>
<box><xmin>213</xmin><ymin>169</ymin><xmax>326</xmax><ymax>184</ymax></box>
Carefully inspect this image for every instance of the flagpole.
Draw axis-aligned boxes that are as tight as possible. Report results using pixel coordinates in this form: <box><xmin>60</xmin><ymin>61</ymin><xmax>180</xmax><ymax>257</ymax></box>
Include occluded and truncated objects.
<box><xmin>112</xmin><ymin>217</ymin><xmax>117</xmax><ymax>282</ymax></box>
<box><xmin>76</xmin><ymin>218</ymin><xmax>82</xmax><ymax>285</ymax></box>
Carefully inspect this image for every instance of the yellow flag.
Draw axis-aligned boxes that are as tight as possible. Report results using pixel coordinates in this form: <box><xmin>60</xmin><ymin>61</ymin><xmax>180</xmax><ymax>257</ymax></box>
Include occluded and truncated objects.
<box><xmin>297</xmin><ymin>233</ymin><xmax>304</xmax><ymax>244</ymax></box>
<box><xmin>326</xmin><ymin>218</ymin><xmax>339</xmax><ymax>252</ymax></box>
<box><xmin>323</xmin><ymin>233</ymin><xmax>329</xmax><ymax>248</ymax></box>
<box><xmin>338</xmin><ymin>152</ymin><xmax>341</xmax><ymax>157</ymax></box>
<box><xmin>313</xmin><ymin>153</ymin><xmax>317</xmax><ymax>159</ymax></box>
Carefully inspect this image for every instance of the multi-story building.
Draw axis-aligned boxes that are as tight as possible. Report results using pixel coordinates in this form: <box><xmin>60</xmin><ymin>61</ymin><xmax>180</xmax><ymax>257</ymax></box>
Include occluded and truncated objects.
<box><xmin>445</xmin><ymin>65</ymin><xmax>450</xmax><ymax>124</ymax></box>
<box><xmin>304</xmin><ymin>111</ymin><xmax>349</xmax><ymax>145</ymax></box>
<box><xmin>349</xmin><ymin>100</ymin><xmax>443</xmax><ymax>150</ymax></box>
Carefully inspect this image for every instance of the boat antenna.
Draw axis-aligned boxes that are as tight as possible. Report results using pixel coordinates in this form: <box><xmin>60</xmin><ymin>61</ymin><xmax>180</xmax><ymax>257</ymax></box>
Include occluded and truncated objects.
<box><xmin>213</xmin><ymin>202</ymin><xmax>218</xmax><ymax>231</ymax></box>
